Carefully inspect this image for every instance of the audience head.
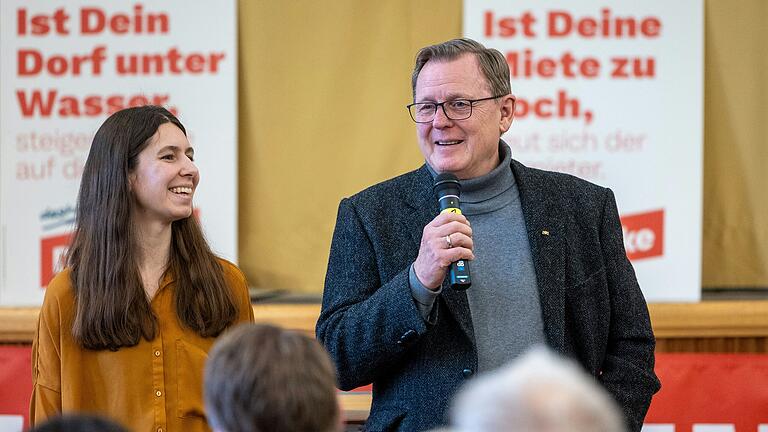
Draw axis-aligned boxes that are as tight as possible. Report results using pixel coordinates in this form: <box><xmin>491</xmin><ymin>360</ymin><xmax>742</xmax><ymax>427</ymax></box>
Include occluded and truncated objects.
<box><xmin>204</xmin><ymin>323</ymin><xmax>341</xmax><ymax>432</ymax></box>
<box><xmin>28</xmin><ymin>414</ymin><xmax>128</xmax><ymax>432</ymax></box>
<box><xmin>451</xmin><ymin>347</ymin><xmax>626</xmax><ymax>432</ymax></box>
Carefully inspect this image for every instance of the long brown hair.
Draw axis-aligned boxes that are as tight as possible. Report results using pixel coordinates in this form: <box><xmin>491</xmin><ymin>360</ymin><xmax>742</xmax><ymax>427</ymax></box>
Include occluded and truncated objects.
<box><xmin>67</xmin><ymin>105</ymin><xmax>238</xmax><ymax>350</ymax></box>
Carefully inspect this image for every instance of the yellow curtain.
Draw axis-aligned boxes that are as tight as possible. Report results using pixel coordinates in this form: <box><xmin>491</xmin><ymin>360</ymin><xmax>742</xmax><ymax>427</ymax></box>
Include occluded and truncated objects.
<box><xmin>702</xmin><ymin>0</ymin><xmax>768</xmax><ymax>288</ymax></box>
<box><xmin>238</xmin><ymin>0</ymin><xmax>461</xmax><ymax>292</ymax></box>
<box><xmin>238</xmin><ymin>0</ymin><xmax>767</xmax><ymax>293</ymax></box>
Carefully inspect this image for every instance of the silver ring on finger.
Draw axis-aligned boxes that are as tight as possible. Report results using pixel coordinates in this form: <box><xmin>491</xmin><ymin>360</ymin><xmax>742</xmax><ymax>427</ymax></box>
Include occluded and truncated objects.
<box><xmin>445</xmin><ymin>234</ymin><xmax>453</xmax><ymax>248</ymax></box>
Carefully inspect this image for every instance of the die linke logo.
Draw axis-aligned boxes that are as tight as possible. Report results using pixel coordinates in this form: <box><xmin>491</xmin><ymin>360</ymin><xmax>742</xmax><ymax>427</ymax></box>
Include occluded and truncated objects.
<box><xmin>620</xmin><ymin>209</ymin><xmax>664</xmax><ymax>261</ymax></box>
<box><xmin>40</xmin><ymin>232</ymin><xmax>72</xmax><ymax>288</ymax></box>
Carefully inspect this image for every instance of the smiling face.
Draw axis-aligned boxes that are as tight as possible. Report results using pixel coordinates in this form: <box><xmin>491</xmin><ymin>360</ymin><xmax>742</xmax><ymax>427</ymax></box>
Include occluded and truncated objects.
<box><xmin>129</xmin><ymin>122</ymin><xmax>199</xmax><ymax>228</ymax></box>
<box><xmin>414</xmin><ymin>54</ymin><xmax>515</xmax><ymax>179</ymax></box>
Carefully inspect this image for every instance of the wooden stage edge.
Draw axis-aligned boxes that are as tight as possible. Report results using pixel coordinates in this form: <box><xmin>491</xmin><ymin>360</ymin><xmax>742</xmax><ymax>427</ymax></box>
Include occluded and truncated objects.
<box><xmin>3</xmin><ymin>300</ymin><xmax>768</xmax><ymax>346</ymax></box>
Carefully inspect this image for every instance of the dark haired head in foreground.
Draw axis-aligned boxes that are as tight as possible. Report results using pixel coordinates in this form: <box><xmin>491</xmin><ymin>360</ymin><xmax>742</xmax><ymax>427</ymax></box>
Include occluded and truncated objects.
<box><xmin>205</xmin><ymin>323</ymin><xmax>341</xmax><ymax>432</ymax></box>
<box><xmin>28</xmin><ymin>414</ymin><xmax>128</xmax><ymax>432</ymax></box>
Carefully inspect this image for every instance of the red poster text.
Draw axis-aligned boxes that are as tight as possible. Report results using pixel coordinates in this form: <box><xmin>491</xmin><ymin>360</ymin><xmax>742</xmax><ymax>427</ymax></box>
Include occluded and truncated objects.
<box><xmin>17</xmin><ymin>4</ymin><xmax>169</xmax><ymax>36</ymax></box>
<box><xmin>16</xmin><ymin>90</ymin><xmax>175</xmax><ymax>118</ymax></box>
<box><xmin>484</xmin><ymin>8</ymin><xmax>662</xmax><ymax>39</ymax></box>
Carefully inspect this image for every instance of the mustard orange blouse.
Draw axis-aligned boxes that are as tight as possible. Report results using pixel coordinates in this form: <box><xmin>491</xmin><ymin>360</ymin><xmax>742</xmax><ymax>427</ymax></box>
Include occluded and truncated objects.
<box><xmin>30</xmin><ymin>259</ymin><xmax>254</xmax><ymax>432</ymax></box>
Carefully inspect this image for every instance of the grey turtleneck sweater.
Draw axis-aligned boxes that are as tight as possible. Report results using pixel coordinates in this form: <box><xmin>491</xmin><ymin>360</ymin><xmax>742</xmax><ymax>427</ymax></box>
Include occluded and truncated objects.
<box><xmin>410</xmin><ymin>142</ymin><xmax>546</xmax><ymax>373</ymax></box>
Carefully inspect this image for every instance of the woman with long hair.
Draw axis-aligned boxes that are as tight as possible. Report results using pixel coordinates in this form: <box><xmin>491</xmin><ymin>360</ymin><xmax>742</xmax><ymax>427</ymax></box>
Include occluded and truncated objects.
<box><xmin>30</xmin><ymin>105</ymin><xmax>254</xmax><ymax>431</ymax></box>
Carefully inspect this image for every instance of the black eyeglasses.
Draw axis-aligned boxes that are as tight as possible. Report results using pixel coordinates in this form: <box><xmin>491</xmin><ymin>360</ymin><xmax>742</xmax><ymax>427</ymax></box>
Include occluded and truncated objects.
<box><xmin>406</xmin><ymin>94</ymin><xmax>509</xmax><ymax>123</ymax></box>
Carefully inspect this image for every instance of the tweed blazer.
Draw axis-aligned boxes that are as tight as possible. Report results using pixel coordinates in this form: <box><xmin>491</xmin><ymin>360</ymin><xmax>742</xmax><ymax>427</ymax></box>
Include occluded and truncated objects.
<box><xmin>317</xmin><ymin>157</ymin><xmax>660</xmax><ymax>432</ymax></box>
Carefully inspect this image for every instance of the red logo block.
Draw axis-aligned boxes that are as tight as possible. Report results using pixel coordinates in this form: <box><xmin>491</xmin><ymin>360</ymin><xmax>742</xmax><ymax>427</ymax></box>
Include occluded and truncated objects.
<box><xmin>620</xmin><ymin>209</ymin><xmax>664</xmax><ymax>261</ymax></box>
<box><xmin>40</xmin><ymin>233</ymin><xmax>73</xmax><ymax>288</ymax></box>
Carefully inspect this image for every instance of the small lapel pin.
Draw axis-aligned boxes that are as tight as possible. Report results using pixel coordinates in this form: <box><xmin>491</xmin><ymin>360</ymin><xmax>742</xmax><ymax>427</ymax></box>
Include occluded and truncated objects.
<box><xmin>541</xmin><ymin>230</ymin><xmax>550</xmax><ymax>236</ymax></box>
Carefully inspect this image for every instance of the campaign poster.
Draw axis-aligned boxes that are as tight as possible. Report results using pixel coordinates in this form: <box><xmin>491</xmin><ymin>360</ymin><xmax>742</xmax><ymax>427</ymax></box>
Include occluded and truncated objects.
<box><xmin>465</xmin><ymin>0</ymin><xmax>703</xmax><ymax>301</ymax></box>
<box><xmin>0</xmin><ymin>1</ymin><xmax>238</xmax><ymax>305</ymax></box>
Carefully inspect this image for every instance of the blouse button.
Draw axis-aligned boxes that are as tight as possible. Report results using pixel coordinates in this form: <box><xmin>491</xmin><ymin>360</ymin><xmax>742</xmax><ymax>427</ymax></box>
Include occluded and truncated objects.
<box><xmin>154</xmin><ymin>350</ymin><xmax>161</xmax><ymax>357</ymax></box>
<box><xmin>155</xmin><ymin>390</ymin><xmax>162</xmax><ymax>397</ymax></box>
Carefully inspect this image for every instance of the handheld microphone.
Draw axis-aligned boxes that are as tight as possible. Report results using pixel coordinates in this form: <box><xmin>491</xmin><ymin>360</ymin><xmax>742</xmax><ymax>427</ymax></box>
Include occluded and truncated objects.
<box><xmin>433</xmin><ymin>173</ymin><xmax>471</xmax><ymax>290</ymax></box>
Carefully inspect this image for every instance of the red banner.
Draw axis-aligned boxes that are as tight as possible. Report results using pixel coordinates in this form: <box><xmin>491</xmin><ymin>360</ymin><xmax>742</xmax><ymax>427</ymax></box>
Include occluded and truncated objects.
<box><xmin>2</xmin><ymin>349</ymin><xmax>767</xmax><ymax>430</ymax></box>
<box><xmin>0</xmin><ymin>346</ymin><xmax>31</xmax><ymax>430</ymax></box>
<box><xmin>646</xmin><ymin>353</ymin><xmax>768</xmax><ymax>431</ymax></box>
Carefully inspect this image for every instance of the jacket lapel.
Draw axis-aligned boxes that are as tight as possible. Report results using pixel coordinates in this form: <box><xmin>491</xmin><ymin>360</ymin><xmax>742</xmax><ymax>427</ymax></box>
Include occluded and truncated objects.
<box><xmin>404</xmin><ymin>166</ymin><xmax>437</xmax><ymax>251</ymax></box>
<box><xmin>511</xmin><ymin>159</ymin><xmax>567</xmax><ymax>352</ymax></box>
<box><xmin>404</xmin><ymin>166</ymin><xmax>475</xmax><ymax>343</ymax></box>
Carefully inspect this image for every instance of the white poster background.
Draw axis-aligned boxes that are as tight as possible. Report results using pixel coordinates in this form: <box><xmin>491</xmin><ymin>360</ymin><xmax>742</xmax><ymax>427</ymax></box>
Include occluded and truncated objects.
<box><xmin>464</xmin><ymin>0</ymin><xmax>702</xmax><ymax>301</ymax></box>
<box><xmin>0</xmin><ymin>1</ymin><xmax>237</xmax><ymax>306</ymax></box>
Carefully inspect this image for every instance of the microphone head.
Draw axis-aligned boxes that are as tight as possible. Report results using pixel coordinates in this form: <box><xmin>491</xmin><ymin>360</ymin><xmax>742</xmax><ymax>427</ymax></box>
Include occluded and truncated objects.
<box><xmin>434</xmin><ymin>172</ymin><xmax>461</xmax><ymax>199</ymax></box>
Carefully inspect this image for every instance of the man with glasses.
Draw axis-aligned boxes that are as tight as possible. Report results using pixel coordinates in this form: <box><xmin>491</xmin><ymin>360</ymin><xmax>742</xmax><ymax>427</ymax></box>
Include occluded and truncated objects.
<box><xmin>317</xmin><ymin>38</ymin><xmax>659</xmax><ymax>432</ymax></box>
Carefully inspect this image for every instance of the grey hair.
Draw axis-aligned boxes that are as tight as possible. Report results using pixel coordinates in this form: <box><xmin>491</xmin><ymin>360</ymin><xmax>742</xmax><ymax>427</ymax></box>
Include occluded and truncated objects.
<box><xmin>411</xmin><ymin>38</ymin><xmax>511</xmax><ymax>99</ymax></box>
<box><xmin>451</xmin><ymin>347</ymin><xmax>626</xmax><ymax>432</ymax></box>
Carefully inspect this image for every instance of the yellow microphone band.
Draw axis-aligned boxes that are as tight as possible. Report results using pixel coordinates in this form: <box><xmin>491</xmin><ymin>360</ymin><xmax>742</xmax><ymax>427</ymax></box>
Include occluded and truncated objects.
<box><xmin>440</xmin><ymin>207</ymin><xmax>462</xmax><ymax>215</ymax></box>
